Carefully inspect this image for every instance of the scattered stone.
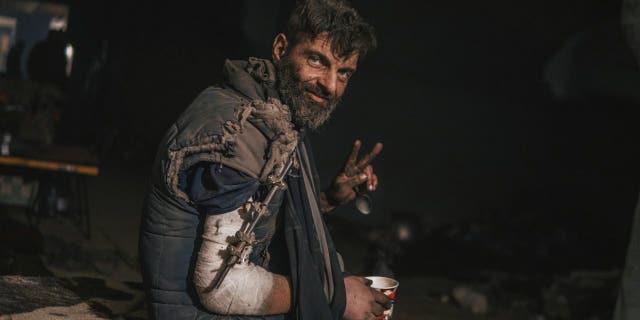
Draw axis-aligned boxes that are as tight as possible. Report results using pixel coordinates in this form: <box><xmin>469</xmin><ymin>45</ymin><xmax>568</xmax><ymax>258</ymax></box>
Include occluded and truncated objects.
<box><xmin>452</xmin><ymin>285</ymin><xmax>489</xmax><ymax>315</ymax></box>
<box><xmin>1</xmin><ymin>302</ymin><xmax>108</xmax><ymax>319</ymax></box>
<box><xmin>0</xmin><ymin>275</ymin><xmax>143</xmax><ymax>319</ymax></box>
<box><xmin>0</xmin><ymin>276</ymin><xmax>81</xmax><ymax>315</ymax></box>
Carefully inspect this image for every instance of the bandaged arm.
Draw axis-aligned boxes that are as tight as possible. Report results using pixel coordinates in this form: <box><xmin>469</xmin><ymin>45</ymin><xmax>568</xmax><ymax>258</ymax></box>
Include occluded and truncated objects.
<box><xmin>193</xmin><ymin>206</ymin><xmax>292</xmax><ymax>315</ymax></box>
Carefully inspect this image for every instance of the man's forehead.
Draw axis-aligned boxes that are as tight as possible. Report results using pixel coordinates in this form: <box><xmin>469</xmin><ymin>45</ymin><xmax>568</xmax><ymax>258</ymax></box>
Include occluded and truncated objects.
<box><xmin>295</xmin><ymin>32</ymin><xmax>359</xmax><ymax>66</ymax></box>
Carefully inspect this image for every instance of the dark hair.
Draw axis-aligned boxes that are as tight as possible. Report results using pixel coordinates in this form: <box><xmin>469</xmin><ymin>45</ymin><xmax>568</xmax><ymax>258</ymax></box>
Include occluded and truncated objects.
<box><xmin>284</xmin><ymin>0</ymin><xmax>377</xmax><ymax>58</ymax></box>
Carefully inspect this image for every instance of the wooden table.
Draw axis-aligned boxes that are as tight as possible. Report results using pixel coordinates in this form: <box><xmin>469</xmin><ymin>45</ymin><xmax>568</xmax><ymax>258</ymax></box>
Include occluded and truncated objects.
<box><xmin>0</xmin><ymin>145</ymin><xmax>99</xmax><ymax>238</ymax></box>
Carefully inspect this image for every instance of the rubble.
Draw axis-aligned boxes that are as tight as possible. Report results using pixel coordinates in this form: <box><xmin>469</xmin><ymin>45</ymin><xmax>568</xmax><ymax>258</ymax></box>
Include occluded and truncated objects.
<box><xmin>0</xmin><ymin>276</ymin><xmax>100</xmax><ymax>318</ymax></box>
<box><xmin>452</xmin><ymin>285</ymin><xmax>489</xmax><ymax>315</ymax></box>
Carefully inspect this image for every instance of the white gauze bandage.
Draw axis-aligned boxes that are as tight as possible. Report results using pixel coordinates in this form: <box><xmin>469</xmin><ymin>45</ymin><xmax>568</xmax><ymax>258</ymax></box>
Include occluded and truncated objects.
<box><xmin>193</xmin><ymin>205</ymin><xmax>275</xmax><ymax>315</ymax></box>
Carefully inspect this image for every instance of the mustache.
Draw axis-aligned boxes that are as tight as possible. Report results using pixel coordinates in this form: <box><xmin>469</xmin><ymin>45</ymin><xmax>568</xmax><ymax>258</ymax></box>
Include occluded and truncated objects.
<box><xmin>302</xmin><ymin>82</ymin><xmax>334</xmax><ymax>101</ymax></box>
<box><xmin>275</xmin><ymin>58</ymin><xmax>341</xmax><ymax>130</ymax></box>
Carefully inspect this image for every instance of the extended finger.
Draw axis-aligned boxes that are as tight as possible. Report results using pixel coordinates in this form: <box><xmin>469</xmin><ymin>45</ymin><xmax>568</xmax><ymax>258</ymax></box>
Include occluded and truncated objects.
<box><xmin>371</xmin><ymin>174</ymin><xmax>379</xmax><ymax>191</ymax></box>
<box><xmin>355</xmin><ymin>142</ymin><xmax>383</xmax><ymax>171</ymax></box>
<box><xmin>345</xmin><ymin>140</ymin><xmax>362</xmax><ymax>170</ymax></box>
<box><xmin>373</xmin><ymin>290</ymin><xmax>392</xmax><ymax>309</ymax></box>
<box><xmin>364</xmin><ymin>165</ymin><xmax>374</xmax><ymax>191</ymax></box>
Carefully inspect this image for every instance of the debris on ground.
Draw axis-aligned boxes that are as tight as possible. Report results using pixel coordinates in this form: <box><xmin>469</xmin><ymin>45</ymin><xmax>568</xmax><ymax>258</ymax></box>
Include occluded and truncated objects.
<box><xmin>452</xmin><ymin>285</ymin><xmax>489</xmax><ymax>315</ymax></box>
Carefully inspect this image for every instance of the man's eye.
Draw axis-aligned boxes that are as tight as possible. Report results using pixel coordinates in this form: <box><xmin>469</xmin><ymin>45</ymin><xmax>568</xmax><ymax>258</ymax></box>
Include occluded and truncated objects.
<box><xmin>308</xmin><ymin>55</ymin><xmax>321</xmax><ymax>66</ymax></box>
<box><xmin>338</xmin><ymin>70</ymin><xmax>352</xmax><ymax>80</ymax></box>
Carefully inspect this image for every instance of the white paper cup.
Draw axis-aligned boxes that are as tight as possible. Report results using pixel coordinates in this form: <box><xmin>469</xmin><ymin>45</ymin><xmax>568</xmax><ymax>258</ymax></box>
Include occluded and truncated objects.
<box><xmin>366</xmin><ymin>276</ymin><xmax>399</xmax><ymax>320</ymax></box>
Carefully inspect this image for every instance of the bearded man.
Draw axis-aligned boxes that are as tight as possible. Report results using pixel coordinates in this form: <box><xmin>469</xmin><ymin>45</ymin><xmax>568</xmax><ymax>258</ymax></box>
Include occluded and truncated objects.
<box><xmin>139</xmin><ymin>1</ymin><xmax>390</xmax><ymax>319</ymax></box>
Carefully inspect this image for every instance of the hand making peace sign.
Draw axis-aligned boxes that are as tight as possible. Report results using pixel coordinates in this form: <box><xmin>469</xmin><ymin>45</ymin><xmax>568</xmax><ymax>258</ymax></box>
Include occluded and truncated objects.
<box><xmin>322</xmin><ymin>140</ymin><xmax>383</xmax><ymax>209</ymax></box>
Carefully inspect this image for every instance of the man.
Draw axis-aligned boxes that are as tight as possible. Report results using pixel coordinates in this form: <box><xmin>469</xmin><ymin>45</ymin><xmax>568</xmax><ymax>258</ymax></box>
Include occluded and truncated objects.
<box><xmin>139</xmin><ymin>1</ymin><xmax>391</xmax><ymax>319</ymax></box>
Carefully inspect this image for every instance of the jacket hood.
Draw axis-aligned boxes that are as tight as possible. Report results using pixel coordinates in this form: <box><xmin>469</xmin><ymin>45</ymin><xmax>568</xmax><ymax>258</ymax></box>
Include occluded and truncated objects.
<box><xmin>222</xmin><ymin>57</ymin><xmax>279</xmax><ymax>101</ymax></box>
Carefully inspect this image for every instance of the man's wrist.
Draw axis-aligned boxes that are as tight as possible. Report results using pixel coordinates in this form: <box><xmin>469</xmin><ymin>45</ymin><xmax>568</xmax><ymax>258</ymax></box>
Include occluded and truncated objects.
<box><xmin>319</xmin><ymin>191</ymin><xmax>338</xmax><ymax>213</ymax></box>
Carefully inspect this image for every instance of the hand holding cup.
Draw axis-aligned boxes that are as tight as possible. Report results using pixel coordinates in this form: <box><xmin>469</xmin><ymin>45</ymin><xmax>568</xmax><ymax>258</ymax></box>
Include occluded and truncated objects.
<box><xmin>365</xmin><ymin>276</ymin><xmax>399</xmax><ymax>320</ymax></box>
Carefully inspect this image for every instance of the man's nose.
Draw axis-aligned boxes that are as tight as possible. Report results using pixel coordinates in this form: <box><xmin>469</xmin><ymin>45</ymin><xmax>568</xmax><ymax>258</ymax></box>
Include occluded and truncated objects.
<box><xmin>317</xmin><ymin>72</ymin><xmax>338</xmax><ymax>97</ymax></box>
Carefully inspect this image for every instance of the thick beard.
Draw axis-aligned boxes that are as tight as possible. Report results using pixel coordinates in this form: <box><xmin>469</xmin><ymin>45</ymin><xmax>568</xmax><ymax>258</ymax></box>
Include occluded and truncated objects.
<box><xmin>275</xmin><ymin>58</ymin><xmax>340</xmax><ymax>130</ymax></box>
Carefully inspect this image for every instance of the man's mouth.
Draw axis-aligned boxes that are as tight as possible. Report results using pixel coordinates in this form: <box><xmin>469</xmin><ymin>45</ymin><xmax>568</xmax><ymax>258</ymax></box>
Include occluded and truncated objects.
<box><xmin>306</xmin><ymin>91</ymin><xmax>328</xmax><ymax>104</ymax></box>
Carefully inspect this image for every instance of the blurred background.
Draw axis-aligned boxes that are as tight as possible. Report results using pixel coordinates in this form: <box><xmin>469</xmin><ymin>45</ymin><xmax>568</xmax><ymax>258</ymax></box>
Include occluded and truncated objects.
<box><xmin>0</xmin><ymin>0</ymin><xmax>638</xmax><ymax>319</ymax></box>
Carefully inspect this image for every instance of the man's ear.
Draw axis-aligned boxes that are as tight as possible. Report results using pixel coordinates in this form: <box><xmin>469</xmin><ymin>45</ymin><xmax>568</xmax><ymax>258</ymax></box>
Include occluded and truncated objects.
<box><xmin>272</xmin><ymin>33</ymin><xmax>288</xmax><ymax>62</ymax></box>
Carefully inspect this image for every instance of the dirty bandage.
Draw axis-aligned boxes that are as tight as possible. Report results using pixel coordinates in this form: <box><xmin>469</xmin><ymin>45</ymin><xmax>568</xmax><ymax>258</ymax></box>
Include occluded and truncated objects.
<box><xmin>193</xmin><ymin>206</ymin><xmax>275</xmax><ymax>314</ymax></box>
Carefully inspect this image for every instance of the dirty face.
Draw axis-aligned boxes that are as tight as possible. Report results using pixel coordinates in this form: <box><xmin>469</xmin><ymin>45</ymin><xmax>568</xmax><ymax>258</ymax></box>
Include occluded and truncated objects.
<box><xmin>273</xmin><ymin>32</ymin><xmax>359</xmax><ymax>129</ymax></box>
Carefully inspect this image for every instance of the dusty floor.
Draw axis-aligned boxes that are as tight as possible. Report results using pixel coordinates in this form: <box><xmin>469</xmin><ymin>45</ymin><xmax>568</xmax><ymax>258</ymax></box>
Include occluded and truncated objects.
<box><xmin>0</xmin><ymin>161</ymin><xmax>621</xmax><ymax>319</ymax></box>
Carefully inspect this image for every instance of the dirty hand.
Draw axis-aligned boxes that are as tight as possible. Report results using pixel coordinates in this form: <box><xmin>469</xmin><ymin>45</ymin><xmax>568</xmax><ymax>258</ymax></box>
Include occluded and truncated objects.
<box><xmin>343</xmin><ymin>276</ymin><xmax>392</xmax><ymax>320</ymax></box>
<box><xmin>323</xmin><ymin>140</ymin><xmax>383</xmax><ymax>209</ymax></box>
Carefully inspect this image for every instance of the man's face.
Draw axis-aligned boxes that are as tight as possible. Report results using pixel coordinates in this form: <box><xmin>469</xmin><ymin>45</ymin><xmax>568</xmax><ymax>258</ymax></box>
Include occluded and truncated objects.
<box><xmin>275</xmin><ymin>32</ymin><xmax>359</xmax><ymax>129</ymax></box>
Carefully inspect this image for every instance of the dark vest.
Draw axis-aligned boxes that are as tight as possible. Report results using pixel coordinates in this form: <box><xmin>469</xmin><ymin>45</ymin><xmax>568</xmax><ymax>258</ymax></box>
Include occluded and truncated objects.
<box><xmin>140</xmin><ymin>58</ymin><xmax>287</xmax><ymax>319</ymax></box>
<box><xmin>139</xmin><ymin>58</ymin><xmax>346</xmax><ymax>320</ymax></box>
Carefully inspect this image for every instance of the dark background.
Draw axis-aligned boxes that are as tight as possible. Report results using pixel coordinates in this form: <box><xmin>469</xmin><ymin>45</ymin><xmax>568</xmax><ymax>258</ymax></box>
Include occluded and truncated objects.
<box><xmin>0</xmin><ymin>0</ymin><xmax>638</xmax><ymax>318</ymax></box>
<box><xmin>17</xmin><ymin>0</ymin><xmax>640</xmax><ymax>276</ymax></box>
